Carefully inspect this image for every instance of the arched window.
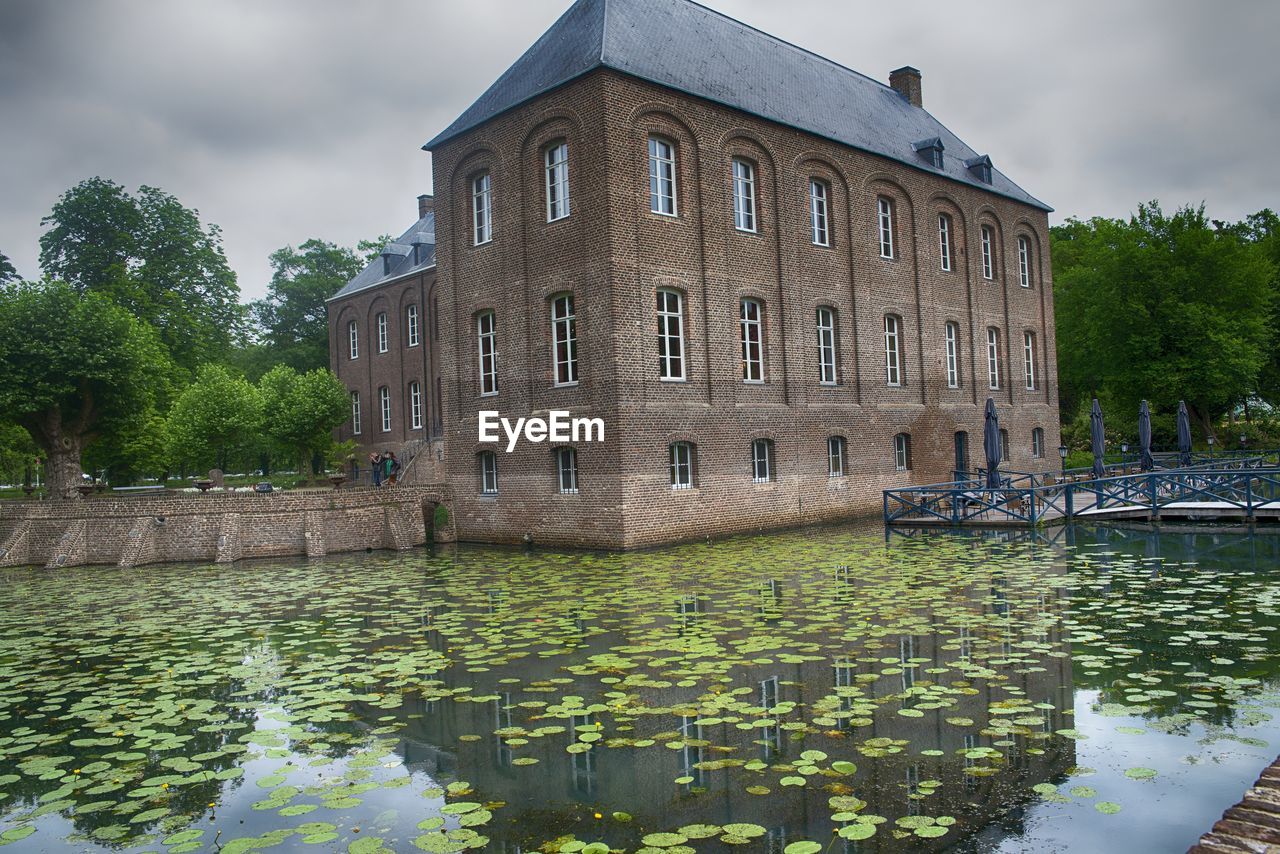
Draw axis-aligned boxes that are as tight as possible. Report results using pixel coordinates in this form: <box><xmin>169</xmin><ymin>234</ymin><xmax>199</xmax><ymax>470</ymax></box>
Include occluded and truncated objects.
<box><xmin>751</xmin><ymin>438</ymin><xmax>776</xmax><ymax>483</ymax></box>
<box><xmin>816</xmin><ymin>306</ymin><xmax>839</xmax><ymax>385</ymax></box>
<box><xmin>986</xmin><ymin>327</ymin><xmax>1001</xmax><ymax>390</ymax></box>
<box><xmin>1023</xmin><ymin>331</ymin><xmax>1037</xmax><ymax>390</ymax></box>
<box><xmin>732</xmin><ymin>158</ymin><xmax>757</xmax><ymax>232</ymax></box>
<box><xmin>669</xmin><ymin>442</ymin><xmax>695</xmax><ymax>489</ymax></box>
<box><xmin>545</xmin><ymin>141</ymin><xmax>570</xmax><ymax>222</ymax></box>
<box><xmin>657</xmin><ymin>289</ymin><xmax>685</xmax><ymax>380</ymax></box>
<box><xmin>648</xmin><ymin>137</ymin><xmax>677</xmax><ymax>216</ymax></box>
<box><xmin>551</xmin><ymin>294</ymin><xmax>578</xmax><ymax>386</ymax></box>
<box><xmin>894</xmin><ymin>433</ymin><xmax>912</xmax><ymax>472</ymax></box>
<box><xmin>477</xmin><ymin>310</ymin><xmax>497</xmax><ymax>395</ymax></box>
<box><xmin>408</xmin><ymin>381</ymin><xmax>423</xmax><ymax>430</ymax></box>
<box><xmin>980</xmin><ymin>225</ymin><xmax>995</xmax><ymax>279</ymax></box>
<box><xmin>1017</xmin><ymin>236</ymin><xmax>1032</xmax><ymax>288</ymax></box>
<box><xmin>472</xmin><ymin>172</ymin><xmax>493</xmax><ymax>245</ymax></box>
<box><xmin>885</xmin><ymin>315</ymin><xmax>904</xmax><ymax>386</ymax></box>
<box><xmin>348</xmin><ymin>320</ymin><xmax>359</xmax><ymax>360</ymax></box>
<box><xmin>944</xmin><ymin>322</ymin><xmax>960</xmax><ymax>388</ymax></box>
<box><xmin>828</xmin><ymin>436</ymin><xmax>847</xmax><ymax>478</ymax></box>
<box><xmin>555</xmin><ymin>447</ymin><xmax>579</xmax><ymax>494</ymax></box>
<box><xmin>376</xmin><ymin>312</ymin><xmax>389</xmax><ymax>354</ymax></box>
<box><xmin>478</xmin><ymin>451</ymin><xmax>498</xmax><ymax>495</ymax></box>
<box><xmin>378</xmin><ymin>386</ymin><xmax>391</xmax><ymax>433</ymax></box>
<box><xmin>407</xmin><ymin>304</ymin><xmax>420</xmax><ymax>348</ymax></box>
<box><xmin>877</xmin><ymin>197</ymin><xmax>895</xmax><ymax>258</ymax></box>
<box><xmin>740</xmin><ymin>298</ymin><xmax>764</xmax><ymax>382</ymax></box>
<box><xmin>350</xmin><ymin>391</ymin><xmax>361</xmax><ymax>436</ymax></box>
<box><xmin>999</xmin><ymin>428</ymin><xmax>1011</xmax><ymax>462</ymax></box>
<box><xmin>938</xmin><ymin>213</ymin><xmax>954</xmax><ymax>271</ymax></box>
<box><xmin>1032</xmin><ymin>428</ymin><xmax>1045</xmax><ymax>459</ymax></box>
<box><xmin>809</xmin><ymin>179</ymin><xmax>830</xmax><ymax>246</ymax></box>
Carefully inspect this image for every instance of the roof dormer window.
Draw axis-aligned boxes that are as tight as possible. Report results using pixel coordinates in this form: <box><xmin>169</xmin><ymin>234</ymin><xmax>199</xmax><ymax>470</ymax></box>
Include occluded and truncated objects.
<box><xmin>965</xmin><ymin>154</ymin><xmax>993</xmax><ymax>184</ymax></box>
<box><xmin>912</xmin><ymin>137</ymin><xmax>945</xmax><ymax>169</ymax></box>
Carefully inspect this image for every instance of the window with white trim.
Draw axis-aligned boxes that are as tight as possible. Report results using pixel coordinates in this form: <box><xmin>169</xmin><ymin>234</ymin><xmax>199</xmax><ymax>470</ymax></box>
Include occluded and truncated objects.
<box><xmin>669</xmin><ymin>442</ymin><xmax>694</xmax><ymax>489</ymax></box>
<box><xmin>981</xmin><ymin>225</ymin><xmax>995</xmax><ymax>279</ymax></box>
<box><xmin>1024</xmin><ymin>331</ymin><xmax>1037</xmax><ymax>390</ymax></box>
<box><xmin>828</xmin><ymin>436</ymin><xmax>846</xmax><ymax>478</ymax></box>
<box><xmin>740</xmin><ymin>298</ymin><xmax>763</xmax><ymax>383</ymax></box>
<box><xmin>472</xmin><ymin>172</ymin><xmax>492</xmax><ymax>245</ymax></box>
<box><xmin>732</xmin><ymin>159</ymin><xmax>756</xmax><ymax>232</ymax></box>
<box><xmin>894</xmin><ymin>433</ymin><xmax>911</xmax><ymax>471</ymax></box>
<box><xmin>648</xmin><ymin>137</ymin><xmax>677</xmax><ymax>216</ymax></box>
<box><xmin>376</xmin><ymin>312</ymin><xmax>388</xmax><ymax>354</ymax></box>
<box><xmin>409</xmin><ymin>381</ymin><xmax>422</xmax><ymax>430</ymax></box>
<box><xmin>1000</xmin><ymin>428</ymin><xmax>1011</xmax><ymax>462</ymax></box>
<box><xmin>809</xmin><ymin>179</ymin><xmax>829</xmax><ymax>246</ymax></box>
<box><xmin>378</xmin><ymin>386</ymin><xmax>391</xmax><ymax>433</ymax></box>
<box><xmin>1032</xmin><ymin>427</ymin><xmax>1045</xmax><ymax>459</ymax></box>
<box><xmin>885</xmin><ymin>314</ymin><xmax>903</xmax><ymax>386</ymax></box>
<box><xmin>939</xmin><ymin>213</ymin><xmax>953</xmax><ymax>271</ymax></box>
<box><xmin>348</xmin><ymin>320</ymin><xmax>358</xmax><ymax>360</ymax></box>
<box><xmin>551</xmin><ymin>294</ymin><xmax>578</xmax><ymax>386</ymax></box>
<box><xmin>816</xmin><ymin>306</ymin><xmax>838</xmax><ymax>385</ymax></box>
<box><xmin>479</xmin><ymin>451</ymin><xmax>498</xmax><ymax>495</ymax></box>
<box><xmin>556</xmin><ymin>447</ymin><xmax>578</xmax><ymax>494</ymax></box>
<box><xmin>751</xmin><ymin>438</ymin><xmax>775</xmax><ymax>483</ymax></box>
<box><xmin>657</xmin><ymin>289</ymin><xmax>685</xmax><ymax>380</ymax></box>
<box><xmin>477</xmin><ymin>310</ymin><xmax>497</xmax><ymax>396</ymax></box>
<box><xmin>1018</xmin><ymin>236</ymin><xmax>1031</xmax><ymax>288</ymax></box>
<box><xmin>945</xmin><ymin>321</ymin><xmax>960</xmax><ymax>388</ymax></box>
<box><xmin>350</xmin><ymin>391</ymin><xmax>361</xmax><ymax>436</ymax></box>
<box><xmin>987</xmin><ymin>327</ymin><xmax>1001</xmax><ymax>389</ymax></box>
<box><xmin>407</xmin><ymin>304</ymin><xmax>419</xmax><ymax>348</ymax></box>
<box><xmin>877</xmin><ymin>197</ymin><xmax>895</xmax><ymax>258</ymax></box>
<box><xmin>545</xmin><ymin>142</ymin><xmax>570</xmax><ymax>222</ymax></box>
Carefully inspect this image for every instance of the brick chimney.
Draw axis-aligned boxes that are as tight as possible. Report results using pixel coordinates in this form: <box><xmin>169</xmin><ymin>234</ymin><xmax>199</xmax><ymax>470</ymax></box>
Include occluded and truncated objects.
<box><xmin>889</xmin><ymin>66</ymin><xmax>922</xmax><ymax>108</ymax></box>
<box><xmin>417</xmin><ymin>194</ymin><xmax>434</xmax><ymax>219</ymax></box>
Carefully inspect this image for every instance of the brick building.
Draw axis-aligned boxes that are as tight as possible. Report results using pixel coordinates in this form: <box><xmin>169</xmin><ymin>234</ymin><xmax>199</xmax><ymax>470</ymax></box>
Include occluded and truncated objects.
<box><xmin>330</xmin><ymin>0</ymin><xmax>1060</xmax><ymax>548</ymax></box>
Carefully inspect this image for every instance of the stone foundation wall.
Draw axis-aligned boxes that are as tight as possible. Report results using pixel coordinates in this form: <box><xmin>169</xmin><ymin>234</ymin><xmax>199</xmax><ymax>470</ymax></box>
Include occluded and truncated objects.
<box><xmin>0</xmin><ymin>486</ymin><xmax>454</xmax><ymax>570</ymax></box>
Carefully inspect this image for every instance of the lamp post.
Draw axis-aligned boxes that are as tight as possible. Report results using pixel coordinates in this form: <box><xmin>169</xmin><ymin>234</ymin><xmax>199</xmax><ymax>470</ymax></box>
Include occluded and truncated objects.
<box><xmin>1058</xmin><ymin>445</ymin><xmax>1068</xmax><ymax>478</ymax></box>
<box><xmin>1240</xmin><ymin>433</ymin><xmax>1248</xmax><ymax>453</ymax></box>
<box><xmin>1207</xmin><ymin>435</ymin><xmax>1215</xmax><ymax>458</ymax></box>
<box><xmin>1121</xmin><ymin>442</ymin><xmax>1129</xmax><ymax>471</ymax></box>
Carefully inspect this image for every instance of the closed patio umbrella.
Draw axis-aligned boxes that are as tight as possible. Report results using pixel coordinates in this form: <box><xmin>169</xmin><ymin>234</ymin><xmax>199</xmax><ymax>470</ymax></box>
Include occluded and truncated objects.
<box><xmin>1138</xmin><ymin>400</ymin><xmax>1155</xmax><ymax>472</ymax></box>
<box><xmin>983</xmin><ymin>398</ymin><xmax>1002</xmax><ymax>489</ymax></box>
<box><xmin>1176</xmin><ymin>400</ymin><xmax>1193</xmax><ymax>467</ymax></box>
<box><xmin>1090</xmin><ymin>398</ymin><xmax>1106</xmax><ymax>480</ymax></box>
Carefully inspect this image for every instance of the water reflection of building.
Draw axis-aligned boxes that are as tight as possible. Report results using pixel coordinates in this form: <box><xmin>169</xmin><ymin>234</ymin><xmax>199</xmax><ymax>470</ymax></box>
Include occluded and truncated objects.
<box><xmin>353</xmin><ymin>566</ymin><xmax>1076</xmax><ymax>851</ymax></box>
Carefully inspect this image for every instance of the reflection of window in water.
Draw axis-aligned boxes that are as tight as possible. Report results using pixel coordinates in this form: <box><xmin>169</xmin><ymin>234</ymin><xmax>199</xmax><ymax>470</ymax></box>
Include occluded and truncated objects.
<box><xmin>1002</xmin><ymin>632</ymin><xmax>1013</xmax><ymax>659</ymax></box>
<box><xmin>1042</xmin><ymin>699</ymin><xmax>1054</xmax><ymax>733</ymax></box>
<box><xmin>900</xmin><ymin>636</ymin><xmax>916</xmax><ymax>692</ymax></box>
<box><xmin>958</xmin><ymin>626</ymin><xmax>973</xmax><ymax>662</ymax></box>
<box><xmin>905</xmin><ymin>763</ymin><xmax>921</xmax><ymax>815</ymax></box>
<box><xmin>494</xmin><ymin>693</ymin><xmax>513</xmax><ymax>767</ymax></box>
<box><xmin>765</xmin><ymin>826</ymin><xmax>787</xmax><ymax>854</ymax></box>
<box><xmin>1008</xmin><ymin>736</ymin><xmax>1026</xmax><ymax>771</ymax></box>
<box><xmin>414</xmin><ymin>694</ymin><xmax>438</xmax><ymax>717</ymax></box>
<box><xmin>991</xmin><ymin>576</ymin><xmax>1008</xmax><ymax>617</ymax></box>
<box><xmin>833</xmin><ymin>658</ymin><xmax>855</xmax><ymax>726</ymax></box>
<box><xmin>679</xmin><ymin>715</ymin><xmax>706</xmax><ymax>788</ymax></box>
<box><xmin>570</xmin><ymin>712</ymin><xmax>596</xmax><ymax>796</ymax></box>
<box><xmin>963</xmin><ymin>734</ymin><xmax>980</xmax><ymax>793</ymax></box>
<box><xmin>496</xmin><ymin>841</ymin><xmax>522</xmax><ymax>854</ymax></box>
<box><xmin>840</xmin><ymin>837</ymin><xmax>865</xmax><ymax>854</ymax></box>
<box><xmin>759</xmin><ymin>676</ymin><xmax>782</xmax><ymax>759</ymax></box>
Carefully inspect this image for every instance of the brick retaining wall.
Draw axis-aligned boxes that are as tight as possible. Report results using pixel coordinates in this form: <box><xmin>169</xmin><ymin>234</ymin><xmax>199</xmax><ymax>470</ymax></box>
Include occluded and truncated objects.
<box><xmin>0</xmin><ymin>486</ymin><xmax>454</xmax><ymax>570</ymax></box>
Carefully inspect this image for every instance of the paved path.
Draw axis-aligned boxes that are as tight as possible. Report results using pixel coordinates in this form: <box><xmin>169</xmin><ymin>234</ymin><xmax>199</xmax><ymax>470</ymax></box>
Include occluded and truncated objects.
<box><xmin>1189</xmin><ymin>755</ymin><xmax>1280</xmax><ymax>852</ymax></box>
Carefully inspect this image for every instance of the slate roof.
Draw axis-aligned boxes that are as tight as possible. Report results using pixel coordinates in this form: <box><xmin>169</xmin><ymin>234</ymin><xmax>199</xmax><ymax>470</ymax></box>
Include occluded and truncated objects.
<box><xmin>328</xmin><ymin>211</ymin><xmax>435</xmax><ymax>302</ymax></box>
<box><xmin>424</xmin><ymin>0</ymin><xmax>1050</xmax><ymax>211</ymax></box>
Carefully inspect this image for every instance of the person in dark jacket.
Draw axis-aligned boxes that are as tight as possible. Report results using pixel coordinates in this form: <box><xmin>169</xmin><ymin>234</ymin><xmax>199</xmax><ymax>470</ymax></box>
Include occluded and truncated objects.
<box><xmin>370</xmin><ymin>452</ymin><xmax>383</xmax><ymax>488</ymax></box>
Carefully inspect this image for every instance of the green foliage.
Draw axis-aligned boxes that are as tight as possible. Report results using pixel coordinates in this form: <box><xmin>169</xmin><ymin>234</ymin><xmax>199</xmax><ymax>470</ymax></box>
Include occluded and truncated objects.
<box><xmin>1052</xmin><ymin>202</ymin><xmax>1276</xmax><ymax>437</ymax></box>
<box><xmin>357</xmin><ymin>234</ymin><xmax>393</xmax><ymax>265</ymax></box>
<box><xmin>248</xmin><ymin>239</ymin><xmax>364</xmax><ymax>376</ymax></box>
<box><xmin>39</xmin><ymin>177</ymin><xmax>243</xmax><ymax>373</ymax></box>
<box><xmin>0</xmin><ymin>251</ymin><xmax>17</xmax><ymax>284</ymax></box>
<box><xmin>258</xmin><ymin>366</ymin><xmax>349</xmax><ymax>475</ymax></box>
<box><xmin>0</xmin><ymin>423</ymin><xmax>38</xmax><ymax>485</ymax></box>
<box><xmin>165</xmin><ymin>365</ymin><xmax>263</xmax><ymax>472</ymax></box>
<box><xmin>1221</xmin><ymin>209</ymin><xmax>1280</xmax><ymax>407</ymax></box>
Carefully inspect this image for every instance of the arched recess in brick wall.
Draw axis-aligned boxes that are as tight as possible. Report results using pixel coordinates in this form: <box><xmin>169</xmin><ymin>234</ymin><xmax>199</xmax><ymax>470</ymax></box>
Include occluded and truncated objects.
<box><xmin>333</xmin><ymin>304</ymin><xmax>360</xmax><ymax>377</ymax></box>
<box><xmin>929</xmin><ymin>192</ymin><xmax>977</xmax><ymax>406</ymax></box>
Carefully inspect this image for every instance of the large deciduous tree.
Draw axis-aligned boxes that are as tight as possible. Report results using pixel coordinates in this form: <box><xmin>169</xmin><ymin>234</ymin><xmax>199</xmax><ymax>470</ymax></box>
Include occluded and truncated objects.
<box><xmin>39</xmin><ymin>177</ymin><xmax>242</xmax><ymax>373</ymax></box>
<box><xmin>165</xmin><ymin>366</ymin><xmax>263</xmax><ymax>473</ymax></box>
<box><xmin>0</xmin><ymin>282</ymin><xmax>168</xmax><ymax>498</ymax></box>
<box><xmin>1052</xmin><ymin>202</ymin><xmax>1276</xmax><ymax>436</ymax></box>
<box><xmin>0</xmin><ymin>251</ymin><xmax>18</xmax><ymax>284</ymax></box>
<box><xmin>258</xmin><ymin>366</ymin><xmax>349</xmax><ymax>477</ymax></box>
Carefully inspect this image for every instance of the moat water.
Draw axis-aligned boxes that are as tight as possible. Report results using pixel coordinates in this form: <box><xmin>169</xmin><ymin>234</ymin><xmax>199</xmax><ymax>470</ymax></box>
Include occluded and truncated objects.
<box><xmin>1</xmin><ymin>523</ymin><xmax>1278</xmax><ymax>853</ymax></box>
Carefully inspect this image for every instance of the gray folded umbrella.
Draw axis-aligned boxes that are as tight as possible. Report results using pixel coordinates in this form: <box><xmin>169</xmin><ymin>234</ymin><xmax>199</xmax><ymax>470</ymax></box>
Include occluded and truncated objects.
<box><xmin>984</xmin><ymin>398</ymin><xmax>1002</xmax><ymax>489</ymax></box>
<box><xmin>1138</xmin><ymin>400</ymin><xmax>1155</xmax><ymax>472</ymax></box>
<box><xmin>1176</xmin><ymin>401</ymin><xmax>1193</xmax><ymax>467</ymax></box>
<box><xmin>1090</xmin><ymin>398</ymin><xmax>1106</xmax><ymax>480</ymax></box>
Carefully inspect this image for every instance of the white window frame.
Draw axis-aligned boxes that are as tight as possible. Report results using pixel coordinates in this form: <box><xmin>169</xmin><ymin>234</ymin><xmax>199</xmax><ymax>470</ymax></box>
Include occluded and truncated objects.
<box><xmin>816</xmin><ymin>306</ymin><xmax>838</xmax><ymax>385</ymax></box>
<box><xmin>472</xmin><ymin>172</ymin><xmax>493</xmax><ymax>245</ymax></box>
<box><xmin>1032</xmin><ymin>427</ymin><xmax>1045</xmax><ymax>459</ymax></box>
<box><xmin>1018</xmin><ymin>236</ymin><xmax>1031</xmax><ymax>287</ymax></box>
<box><xmin>407</xmin><ymin>304</ymin><xmax>419</xmax><ymax>348</ymax></box>
<box><xmin>740</xmin><ymin>298</ymin><xmax>763</xmax><ymax>383</ymax></box>
<box><xmin>350</xmin><ymin>391</ymin><xmax>361</xmax><ymax>436</ymax></box>
<box><xmin>376</xmin><ymin>312</ymin><xmax>388</xmax><ymax>354</ymax></box>
<box><xmin>809</xmin><ymin>179</ymin><xmax>829</xmax><ymax>246</ymax></box>
<box><xmin>987</xmin><ymin>327</ymin><xmax>1001</xmax><ymax>390</ymax></box>
<box><xmin>669</xmin><ymin>442</ymin><xmax>693</xmax><ymax>490</ymax></box>
<box><xmin>409</xmin><ymin>380</ymin><xmax>423</xmax><ymax>430</ymax></box>
<box><xmin>545</xmin><ymin>141</ymin><xmax>570</xmax><ymax>222</ymax></box>
<box><xmin>894</xmin><ymin>433</ymin><xmax>911</xmax><ymax>472</ymax></box>
<box><xmin>828</xmin><ymin>436</ymin><xmax>846</xmax><ymax>478</ymax></box>
<box><xmin>878</xmin><ymin>197</ymin><xmax>895</xmax><ymax>259</ymax></box>
<box><xmin>981</xmin><ymin>225</ymin><xmax>994</xmax><ymax>280</ymax></box>
<box><xmin>732</xmin><ymin>159</ymin><xmax>757</xmax><ymax>232</ymax></box>
<box><xmin>556</xmin><ymin>447</ymin><xmax>579</xmax><ymax>494</ymax></box>
<box><xmin>348</xmin><ymin>320</ymin><xmax>359</xmax><ymax>360</ymax></box>
<box><xmin>751</xmin><ymin>438</ymin><xmax>774</xmax><ymax>483</ymax></box>
<box><xmin>1024</xmin><ymin>331</ymin><xmax>1037</xmax><ymax>390</ymax></box>
<box><xmin>938</xmin><ymin>213</ymin><xmax>953</xmax><ymax>272</ymax></box>
<box><xmin>944</xmin><ymin>322</ymin><xmax>960</xmax><ymax>389</ymax></box>
<box><xmin>885</xmin><ymin>315</ymin><xmax>903</xmax><ymax>387</ymax></box>
<box><xmin>477</xmin><ymin>310</ymin><xmax>498</xmax><ymax>396</ymax></box>
<box><xmin>648</xmin><ymin>137</ymin><xmax>677</xmax><ymax>216</ymax></box>
<box><xmin>479</xmin><ymin>451</ymin><xmax>498</xmax><ymax>495</ymax></box>
<box><xmin>378</xmin><ymin>386</ymin><xmax>391</xmax><ymax>433</ymax></box>
<box><xmin>657</xmin><ymin>289</ymin><xmax>685</xmax><ymax>381</ymax></box>
<box><xmin>551</xmin><ymin>294</ymin><xmax>578</xmax><ymax>386</ymax></box>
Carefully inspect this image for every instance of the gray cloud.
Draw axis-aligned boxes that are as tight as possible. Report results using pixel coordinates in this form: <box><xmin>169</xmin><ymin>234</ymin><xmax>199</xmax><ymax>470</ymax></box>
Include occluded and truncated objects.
<box><xmin>1</xmin><ymin>0</ymin><xmax>1276</xmax><ymax>300</ymax></box>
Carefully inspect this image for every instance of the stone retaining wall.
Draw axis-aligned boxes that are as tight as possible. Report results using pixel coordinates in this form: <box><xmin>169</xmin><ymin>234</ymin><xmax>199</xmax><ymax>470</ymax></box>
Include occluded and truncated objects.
<box><xmin>0</xmin><ymin>486</ymin><xmax>453</xmax><ymax>570</ymax></box>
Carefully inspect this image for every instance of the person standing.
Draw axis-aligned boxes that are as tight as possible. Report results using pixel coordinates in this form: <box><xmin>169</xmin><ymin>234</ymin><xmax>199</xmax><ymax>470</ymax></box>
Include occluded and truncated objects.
<box><xmin>387</xmin><ymin>452</ymin><xmax>399</xmax><ymax>485</ymax></box>
<box><xmin>370</xmin><ymin>452</ymin><xmax>383</xmax><ymax>488</ymax></box>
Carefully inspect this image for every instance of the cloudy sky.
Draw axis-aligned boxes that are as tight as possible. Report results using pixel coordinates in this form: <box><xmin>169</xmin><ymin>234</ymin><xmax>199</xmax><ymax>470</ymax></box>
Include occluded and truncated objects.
<box><xmin>1</xmin><ymin>0</ymin><xmax>1276</xmax><ymax>301</ymax></box>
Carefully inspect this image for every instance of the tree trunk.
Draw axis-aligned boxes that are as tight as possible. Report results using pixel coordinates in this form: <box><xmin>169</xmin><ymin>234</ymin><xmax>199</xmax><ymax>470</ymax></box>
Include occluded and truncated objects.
<box><xmin>44</xmin><ymin>430</ymin><xmax>86</xmax><ymax>500</ymax></box>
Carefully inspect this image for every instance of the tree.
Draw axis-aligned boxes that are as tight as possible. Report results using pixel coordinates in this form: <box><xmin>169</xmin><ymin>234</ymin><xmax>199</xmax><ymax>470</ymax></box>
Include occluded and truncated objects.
<box><xmin>258</xmin><ymin>366</ymin><xmax>349</xmax><ymax>477</ymax></box>
<box><xmin>165</xmin><ymin>366</ymin><xmax>263</xmax><ymax>473</ymax></box>
<box><xmin>0</xmin><ymin>282</ymin><xmax>169</xmax><ymax>498</ymax></box>
<box><xmin>249</xmin><ymin>240</ymin><xmax>364</xmax><ymax>375</ymax></box>
<box><xmin>1221</xmin><ymin>209</ymin><xmax>1280</xmax><ymax>408</ymax></box>
<box><xmin>0</xmin><ymin>251</ymin><xmax>18</xmax><ymax>284</ymax></box>
<box><xmin>0</xmin><ymin>423</ymin><xmax>38</xmax><ymax>486</ymax></box>
<box><xmin>39</xmin><ymin>177</ymin><xmax>243</xmax><ymax>373</ymax></box>
<box><xmin>1052</xmin><ymin>202</ymin><xmax>1276</xmax><ymax>438</ymax></box>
